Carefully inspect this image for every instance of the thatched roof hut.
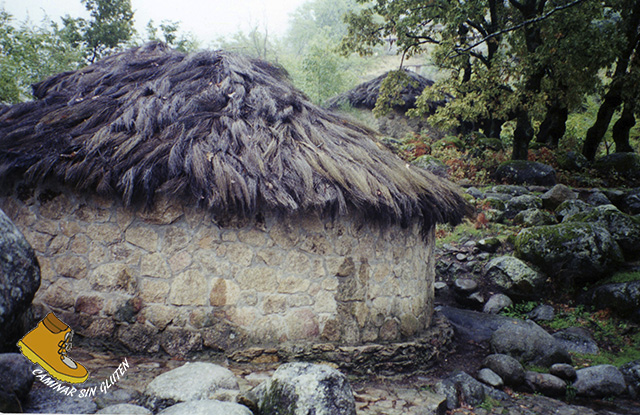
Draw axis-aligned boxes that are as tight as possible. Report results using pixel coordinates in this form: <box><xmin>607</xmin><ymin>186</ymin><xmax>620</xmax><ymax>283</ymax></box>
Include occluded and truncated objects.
<box><xmin>0</xmin><ymin>43</ymin><xmax>469</xmax><ymax>359</ymax></box>
<box><xmin>325</xmin><ymin>69</ymin><xmax>442</xmax><ymax>113</ymax></box>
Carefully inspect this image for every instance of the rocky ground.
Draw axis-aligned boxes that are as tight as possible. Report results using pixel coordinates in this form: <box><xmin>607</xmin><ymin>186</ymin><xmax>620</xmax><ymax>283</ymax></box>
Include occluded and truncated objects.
<box><xmin>5</xmin><ymin>179</ymin><xmax>640</xmax><ymax>415</ymax></box>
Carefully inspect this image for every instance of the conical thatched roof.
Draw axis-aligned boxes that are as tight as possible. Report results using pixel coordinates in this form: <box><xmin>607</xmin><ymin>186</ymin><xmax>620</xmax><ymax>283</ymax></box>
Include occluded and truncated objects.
<box><xmin>326</xmin><ymin>70</ymin><xmax>443</xmax><ymax>113</ymax></box>
<box><xmin>0</xmin><ymin>42</ymin><xmax>469</xmax><ymax>231</ymax></box>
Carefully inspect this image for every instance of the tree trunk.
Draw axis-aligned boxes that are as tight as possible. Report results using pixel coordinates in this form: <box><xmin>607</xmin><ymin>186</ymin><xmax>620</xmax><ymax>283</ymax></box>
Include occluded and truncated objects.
<box><xmin>481</xmin><ymin>117</ymin><xmax>505</xmax><ymax>139</ymax></box>
<box><xmin>512</xmin><ymin>112</ymin><xmax>534</xmax><ymax>160</ymax></box>
<box><xmin>536</xmin><ymin>104</ymin><xmax>568</xmax><ymax>148</ymax></box>
<box><xmin>582</xmin><ymin>88</ymin><xmax>623</xmax><ymax>161</ymax></box>
<box><xmin>613</xmin><ymin>102</ymin><xmax>636</xmax><ymax>153</ymax></box>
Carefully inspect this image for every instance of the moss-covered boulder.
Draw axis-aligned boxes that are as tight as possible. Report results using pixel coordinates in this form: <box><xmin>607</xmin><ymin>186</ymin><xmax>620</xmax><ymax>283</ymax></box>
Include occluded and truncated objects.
<box><xmin>411</xmin><ymin>155</ymin><xmax>449</xmax><ymax>178</ymax></box>
<box><xmin>594</xmin><ymin>152</ymin><xmax>640</xmax><ymax>181</ymax></box>
<box><xmin>555</xmin><ymin>199</ymin><xmax>592</xmax><ymax>222</ymax></box>
<box><xmin>515</xmin><ymin>223</ymin><xmax>623</xmax><ymax>286</ymax></box>
<box><xmin>494</xmin><ymin>160</ymin><xmax>556</xmax><ymax>186</ymax></box>
<box><xmin>565</xmin><ymin>205</ymin><xmax>640</xmax><ymax>259</ymax></box>
<box><xmin>513</xmin><ymin>208</ymin><xmax>557</xmax><ymax>227</ymax></box>
<box><xmin>484</xmin><ymin>256</ymin><xmax>547</xmax><ymax>298</ymax></box>
<box><xmin>254</xmin><ymin>362</ymin><xmax>356</xmax><ymax>415</ymax></box>
<box><xmin>505</xmin><ymin>195</ymin><xmax>543</xmax><ymax>219</ymax></box>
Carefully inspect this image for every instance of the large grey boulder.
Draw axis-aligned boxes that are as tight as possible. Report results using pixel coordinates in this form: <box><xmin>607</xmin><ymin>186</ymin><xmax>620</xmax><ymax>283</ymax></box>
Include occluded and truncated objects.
<box><xmin>482</xmin><ymin>354</ymin><xmax>525</xmax><ymax>387</ymax></box>
<box><xmin>0</xmin><ymin>209</ymin><xmax>41</xmax><ymax>352</ymax></box>
<box><xmin>253</xmin><ymin>362</ymin><xmax>355</xmax><ymax>415</ymax></box>
<box><xmin>620</xmin><ymin>360</ymin><xmax>640</xmax><ymax>399</ymax></box>
<box><xmin>524</xmin><ymin>371</ymin><xmax>567</xmax><ymax>397</ymax></box>
<box><xmin>0</xmin><ymin>353</ymin><xmax>34</xmax><ymax>412</ymax></box>
<box><xmin>565</xmin><ymin>205</ymin><xmax>640</xmax><ymax>259</ymax></box>
<box><xmin>515</xmin><ymin>223</ymin><xmax>623</xmax><ymax>286</ymax></box>
<box><xmin>490</xmin><ymin>320</ymin><xmax>571</xmax><ymax>367</ymax></box>
<box><xmin>552</xmin><ymin>327</ymin><xmax>599</xmax><ymax>355</ymax></box>
<box><xmin>158</xmin><ymin>400</ymin><xmax>252</xmax><ymax>415</ymax></box>
<box><xmin>494</xmin><ymin>161</ymin><xmax>556</xmax><ymax>186</ymax></box>
<box><xmin>484</xmin><ymin>256</ymin><xmax>547</xmax><ymax>298</ymax></box>
<box><xmin>584</xmin><ymin>281</ymin><xmax>640</xmax><ymax>322</ymax></box>
<box><xmin>594</xmin><ymin>152</ymin><xmax>640</xmax><ymax>181</ymax></box>
<box><xmin>438</xmin><ymin>306</ymin><xmax>520</xmax><ymax>342</ymax></box>
<box><xmin>573</xmin><ymin>365</ymin><xmax>627</xmax><ymax>398</ymax></box>
<box><xmin>541</xmin><ymin>184</ymin><xmax>578</xmax><ymax>210</ymax></box>
<box><xmin>143</xmin><ymin>362</ymin><xmax>239</xmax><ymax>412</ymax></box>
<box><xmin>435</xmin><ymin>371</ymin><xmax>508</xmax><ymax>410</ymax></box>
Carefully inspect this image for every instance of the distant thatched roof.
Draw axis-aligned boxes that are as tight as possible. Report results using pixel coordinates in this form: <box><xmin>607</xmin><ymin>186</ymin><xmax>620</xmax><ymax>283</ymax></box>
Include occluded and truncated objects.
<box><xmin>326</xmin><ymin>70</ymin><xmax>443</xmax><ymax>113</ymax></box>
<box><xmin>0</xmin><ymin>42</ymin><xmax>469</xmax><ymax>231</ymax></box>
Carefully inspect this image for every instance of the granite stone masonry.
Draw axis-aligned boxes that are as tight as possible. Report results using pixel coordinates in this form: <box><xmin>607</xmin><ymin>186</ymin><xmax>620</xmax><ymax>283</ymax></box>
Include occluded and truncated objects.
<box><xmin>0</xmin><ymin>185</ymin><xmax>434</xmax><ymax>356</ymax></box>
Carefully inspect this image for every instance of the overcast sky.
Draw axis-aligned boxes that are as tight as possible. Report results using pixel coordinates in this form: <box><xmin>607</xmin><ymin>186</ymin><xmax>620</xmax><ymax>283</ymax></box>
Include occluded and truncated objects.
<box><xmin>2</xmin><ymin>0</ymin><xmax>307</xmax><ymax>44</ymax></box>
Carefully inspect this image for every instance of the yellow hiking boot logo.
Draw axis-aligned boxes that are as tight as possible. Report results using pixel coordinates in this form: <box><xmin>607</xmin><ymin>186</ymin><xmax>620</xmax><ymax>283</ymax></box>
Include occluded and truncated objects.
<box><xmin>17</xmin><ymin>312</ymin><xmax>89</xmax><ymax>384</ymax></box>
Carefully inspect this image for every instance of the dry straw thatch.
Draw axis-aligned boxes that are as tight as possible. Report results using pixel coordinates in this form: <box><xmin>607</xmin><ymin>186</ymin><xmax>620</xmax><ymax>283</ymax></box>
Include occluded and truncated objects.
<box><xmin>0</xmin><ymin>42</ymin><xmax>469</xmax><ymax>232</ymax></box>
<box><xmin>325</xmin><ymin>70</ymin><xmax>443</xmax><ymax>113</ymax></box>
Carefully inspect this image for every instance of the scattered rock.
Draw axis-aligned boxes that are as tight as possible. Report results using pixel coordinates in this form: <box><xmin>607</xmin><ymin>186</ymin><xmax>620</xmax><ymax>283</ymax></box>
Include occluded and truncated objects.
<box><xmin>158</xmin><ymin>400</ymin><xmax>252</xmax><ymax>415</ymax></box>
<box><xmin>254</xmin><ymin>362</ymin><xmax>356</xmax><ymax>415</ymax></box>
<box><xmin>555</xmin><ymin>200</ymin><xmax>592</xmax><ymax>222</ymax></box>
<box><xmin>622</xmin><ymin>190</ymin><xmax>640</xmax><ymax>215</ymax></box>
<box><xmin>490</xmin><ymin>320</ymin><xmax>572</xmax><ymax>367</ymax></box>
<box><xmin>594</xmin><ymin>152</ymin><xmax>640</xmax><ymax>181</ymax></box>
<box><xmin>505</xmin><ymin>195</ymin><xmax>543</xmax><ymax>219</ymax></box>
<box><xmin>143</xmin><ymin>362</ymin><xmax>239</xmax><ymax>412</ymax></box>
<box><xmin>453</xmin><ymin>278</ymin><xmax>477</xmax><ymax>294</ymax></box>
<box><xmin>584</xmin><ymin>281</ymin><xmax>640</xmax><ymax>322</ymax></box>
<box><xmin>0</xmin><ymin>208</ymin><xmax>41</xmax><ymax>352</ymax></box>
<box><xmin>514</xmin><ymin>208</ymin><xmax>557</xmax><ymax>227</ymax></box>
<box><xmin>24</xmin><ymin>384</ymin><xmax>98</xmax><ymax>414</ymax></box>
<box><xmin>573</xmin><ymin>365</ymin><xmax>627</xmax><ymax>398</ymax></box>
<box><xmin>586</xmin><ymin>191</ymin><xmax>611</xmax><ymax>206</ymax></box>
<box><xmin>477</xmin><ymin>368</ymin><xmax>504</xmax><ymax>388</ymax></box>
<box><xmin>524</xmin><ymin>371</ymin><xmax>567</xmax><ymax>397</ymax></box>
<box><xmin>527</xmin><ymin>304</ymin><xmax>555</xmax><ymax>321</ymax></box>
<box><xmin>552</xmin><ymin>327</ymin><xmax>599</xmax><ymax>355</ymax></box>
<box><xmin>490</xmin><ymin>185</ymin><xmax>530</xmax><ymax>196</ymax></box>
<box><xmin>483</xmin><ymin>294</ymin><xmax>513</xmax><ymax>314</ymax></box>
<box><xmin>515</xmin><ymin>223</ymin><xmax>624</xmax><ymax>286</ymax></box>
<box><xmin>438</xmin><ymin>306</ymin><xmax>519</xmax><ymax>342</ymax></box>
<box><xmin>412</xmin><ymin>155</ymin><xmax>450</xmax><ymax>178</ymax></box>
<box><xmin>541</xmin><ymin>184</ymin><xmax>578</xmax><ymax>210</ymax></box>
<box><xmin>466</xmin><ymin>187</ymin><xmax>485</xmax><ymax>199</ymax></box>
<box><xmin>482</xmin><ymin>354</ymin><xmax>526</xmax><ymax>387</ymax></box>
<box><xmin>550</xmin><ymin>364</ymin><xmax>577</xmax><ymax>382</ymax></box>
<box><xmin>484</xmin><ymin>256</ymin><xmax>547</xmax><ymax>298</ymax></box>
<box><xmin>436</xmin><ymin>371</ymin><xmax>508</xmax><ymax>410</ymax></box>
<box><xmin>619</xmin><ymin>360</ymin><xmax>640</xmax><ymax>399</ymax></box>
<box><xmin>565</xmin><ymin>204</ymin><xmax>640</xmax><ymax>259</ymax></box>
<box><xmin>476</xmin><ymin>237</ymin><xmax>501</xmax><ymax>253</ymax></box>
<box><xmin>0</xmin><ymin>353</ymin><xmax>34</xmax><ymax>404</ymax></box>
<box><xmin>97</xmin><ymin>403</ymin><xmax>153</xmax><ymax>414</ymax></box>
<box><xmin>494</xmin><ymin>160</ymin><xmax>556</xmax><ymax>186</ymax></box>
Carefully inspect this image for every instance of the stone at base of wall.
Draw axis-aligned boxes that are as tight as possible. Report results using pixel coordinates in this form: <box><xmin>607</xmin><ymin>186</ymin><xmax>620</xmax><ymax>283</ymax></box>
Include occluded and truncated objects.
<box><xmin>227</xmin><ymin>316</ymin><xmax>454</xmax><ymax>375</ymax></box>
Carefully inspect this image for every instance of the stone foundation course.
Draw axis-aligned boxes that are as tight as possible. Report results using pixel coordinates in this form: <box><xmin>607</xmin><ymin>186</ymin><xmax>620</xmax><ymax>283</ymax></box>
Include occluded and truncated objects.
<box><xmin>1</xmin><ymin>183</ymin><xmax>435</xmax><ymax>357</ymax></box>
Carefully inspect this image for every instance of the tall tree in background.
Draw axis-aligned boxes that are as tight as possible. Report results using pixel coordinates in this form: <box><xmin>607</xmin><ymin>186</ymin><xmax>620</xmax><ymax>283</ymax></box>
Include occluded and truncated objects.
<box><xmin>61</xmin><ymin>0</ymin><xmax>134</xmax><ymax>63</ymax></box>
<box><xmin>342</xmin><ymin>0</ymin><xmax>615</xmax><ymax>160</ymax></box>
<box><xmin>582</xmin><ymin>1</ymin><xmax>640</xmax><ymax>160</ymax></box>
<box><xmin>0</xmin><ymin>9</ymin><xmax>84</xmax><ymax>103</ymax></box>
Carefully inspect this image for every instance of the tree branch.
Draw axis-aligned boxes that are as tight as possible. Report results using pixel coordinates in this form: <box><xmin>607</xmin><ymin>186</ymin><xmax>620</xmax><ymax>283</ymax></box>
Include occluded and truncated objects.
<box><xmin>454</xmin><ymin>0</ymin><xmax>586</xmax><ymax>54</ymax></box>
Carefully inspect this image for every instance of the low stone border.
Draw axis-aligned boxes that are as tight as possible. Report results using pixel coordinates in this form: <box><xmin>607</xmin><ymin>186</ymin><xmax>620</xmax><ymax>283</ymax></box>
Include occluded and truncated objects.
<box><xmin>228</xmin><ymin>316</ymin><xmax>453</xmax><ymax>375</ymax></box>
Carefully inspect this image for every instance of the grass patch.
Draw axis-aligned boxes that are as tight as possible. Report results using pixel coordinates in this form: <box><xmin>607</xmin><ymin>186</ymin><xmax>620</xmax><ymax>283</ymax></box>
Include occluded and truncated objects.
<box><xmin>598</xmin><ymin>271</ymin><xmax>640</xmax><ymax>286</ymax></box>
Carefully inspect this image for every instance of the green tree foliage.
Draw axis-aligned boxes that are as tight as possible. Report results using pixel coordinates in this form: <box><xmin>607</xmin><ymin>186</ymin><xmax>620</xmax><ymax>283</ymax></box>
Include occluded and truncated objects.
<box><xmin>145</xmin><ymin>19</ymin><xmax>199</xmax><ymax>53</ymax></box>
<box><xmin>342</xmin><ymin>0</ymin><xmax>618</xmax><ymax>160</ymax></box>
<box><xmin>61</xmin><ymin>0</ymin><xmax>134</xmax><ymax>63</ymax></box>
<box><xmin>0</xmin><ymin>10</ymin><xmax>84</xmax><ymax>103</ymax></box>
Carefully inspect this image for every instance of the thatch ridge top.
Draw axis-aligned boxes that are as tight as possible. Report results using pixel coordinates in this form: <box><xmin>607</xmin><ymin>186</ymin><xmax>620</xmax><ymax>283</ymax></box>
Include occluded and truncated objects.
<box><xmin>0</xmin><ymin>42</ymin><xmax>470</xmax><ymax>231</ymax></box>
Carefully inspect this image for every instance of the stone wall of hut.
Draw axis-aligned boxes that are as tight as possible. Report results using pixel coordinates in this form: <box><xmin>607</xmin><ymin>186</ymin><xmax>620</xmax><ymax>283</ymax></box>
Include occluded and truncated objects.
<box><xmin>0</xmin><ymin>184</ymin><xmax>434</xmax><ymax>357</ymax></box>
